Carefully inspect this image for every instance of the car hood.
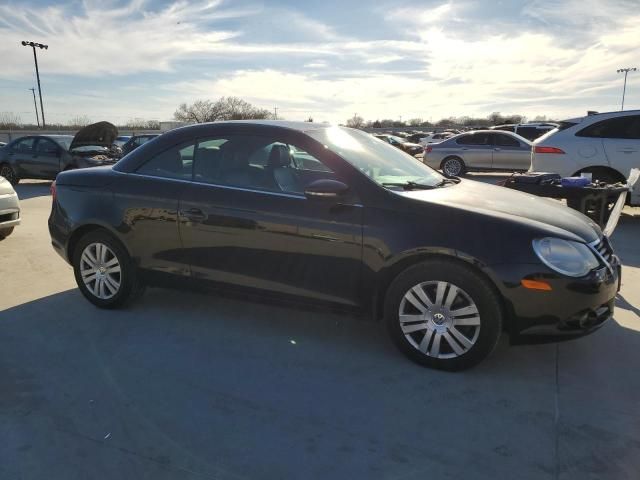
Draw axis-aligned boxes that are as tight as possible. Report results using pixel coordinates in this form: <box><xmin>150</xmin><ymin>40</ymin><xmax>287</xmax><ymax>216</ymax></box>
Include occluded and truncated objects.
<box><xmin>70</xmin><ymin>121</ymin><xmax>118</xmax><ymax>150</ymax></box>
<box><xmin>0</xmin><ymin>176</ymin><xmax>16</xmax><ymax>195</ymax></box>
<box><xmin>398</xmin><ymin>179</ymin><xmax>601</xmax><ymax>243</ymax></box>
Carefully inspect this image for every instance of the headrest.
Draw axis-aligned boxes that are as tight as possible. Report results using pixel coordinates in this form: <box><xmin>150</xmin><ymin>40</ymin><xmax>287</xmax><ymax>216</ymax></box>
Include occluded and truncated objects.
<box><xmin>268</xmin><ymin>144</ymin><xmax>291</xmax><ymax>167</ymax></box>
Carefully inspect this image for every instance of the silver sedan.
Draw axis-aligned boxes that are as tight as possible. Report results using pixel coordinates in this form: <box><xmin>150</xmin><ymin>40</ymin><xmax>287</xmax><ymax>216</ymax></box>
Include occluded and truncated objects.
<box><xmin>422</xmin><ymin>130</ymin><xmax>532</xmax><ymax>177</ymax></box>
<box><xmin>0</xmin><ymin>176</ymin><xmax>20</xmax><ymax>239</ymax></box>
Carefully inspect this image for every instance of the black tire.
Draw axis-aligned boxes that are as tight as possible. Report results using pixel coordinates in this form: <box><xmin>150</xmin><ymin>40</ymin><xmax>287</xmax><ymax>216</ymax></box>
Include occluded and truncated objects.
<box><xmin>0</xmin><ymin>227</ymin><xmax>14</xmax><ymax>239</ymax></box>
<box><xmin>72</xmin><ymin>230</ymin><xmax>145</xmax><ymax>309</ymax></box>
<box><xmin>384</xmin><ymin>259</ymin><xmax>502</xmax><ymax>371</ymax></box>
<box><xmin>0</xmin><ymin>163</ymin><xmax>20</xmax><ymax>186</ymax></box>
<box><xmin>441</xmin><ymin>156</ymin><xmax>466</xmax><ymax>177</ymax></box>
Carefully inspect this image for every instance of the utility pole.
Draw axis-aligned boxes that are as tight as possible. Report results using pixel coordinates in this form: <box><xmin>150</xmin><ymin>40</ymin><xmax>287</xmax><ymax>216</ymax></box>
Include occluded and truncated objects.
<box><xmin>29</xmin><ymin>88</ymin><xmax>40</xmax><ymax>127</ymax></box>
<box><xmin>21</xmin><ymin>41</ymin><xmax>48</xmax><ymax>128</ymax></box>
<box><xmin>273</xmin><ymin>106</ymin><xmax>278</xmax><ymax>120</ymax></box>
<box><xmin>617</xmin><ymin>67</ymin><xmax>637</xmax><ymax>111</ymax></box>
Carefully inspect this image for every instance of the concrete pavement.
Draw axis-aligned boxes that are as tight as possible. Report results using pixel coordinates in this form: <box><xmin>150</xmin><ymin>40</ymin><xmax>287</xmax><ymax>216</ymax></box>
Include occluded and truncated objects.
<box><xmin>1</xmin><ymin>178</ymin><xmax>639</xmax><ymax>479</ymax></box>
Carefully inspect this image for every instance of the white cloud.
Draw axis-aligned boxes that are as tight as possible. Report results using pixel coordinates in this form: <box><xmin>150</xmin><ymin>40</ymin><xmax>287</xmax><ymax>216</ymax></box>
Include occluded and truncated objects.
<box><xmin>0</xmin><ymin>0</ymin><xmax>244</xmax><ymax>78</ymax></box>
<box><xmin>0</xmin><ymin>0</ymin><xmax>638</xmax><ymax>124</ymax></box>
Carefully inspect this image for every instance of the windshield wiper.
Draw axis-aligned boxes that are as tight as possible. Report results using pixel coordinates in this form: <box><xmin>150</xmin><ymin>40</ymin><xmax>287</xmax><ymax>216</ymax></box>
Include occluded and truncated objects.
<box><xmin>381</xmin><ymin>181</ymin><xmax>438</xmax><ymax>190</ymax></box>
<box><xmin>434</xmin><ymin>177</ymin><xmax>461</xmax><ymax>187</ymax></box>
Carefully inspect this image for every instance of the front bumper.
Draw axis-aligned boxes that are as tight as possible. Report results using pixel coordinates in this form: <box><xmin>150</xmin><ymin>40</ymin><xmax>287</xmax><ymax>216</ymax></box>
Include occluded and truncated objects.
<box><xmin>0</xmin><ymin>192</ymin><xmax>21</xmax><ymax>229</ymax></box>
<box><xmin>490</xmin><ymin>255</ymin><xmax>620</xmax><ymax>342</ymax></box>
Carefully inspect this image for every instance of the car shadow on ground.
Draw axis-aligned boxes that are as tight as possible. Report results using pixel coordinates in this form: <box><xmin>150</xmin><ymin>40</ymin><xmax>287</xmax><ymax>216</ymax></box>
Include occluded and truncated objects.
<box><xmin>14</xmin><ymin>181</ymin><xmax>52</xmax><ymax>200</ymax></box>
<box><xmin>2</xmin><ymin>285</ymin><xmax>640</xmax><ymax>479</ymax></box>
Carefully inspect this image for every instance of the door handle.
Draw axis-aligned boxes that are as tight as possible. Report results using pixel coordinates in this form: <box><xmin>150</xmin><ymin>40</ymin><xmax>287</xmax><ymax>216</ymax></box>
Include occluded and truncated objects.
<box><xmin>619</xmin><ymin>149</ymin><xmax>637</xmax><ymax>153</ymax></box>
<box><xmin>493</xmin><ymin>148</ymin><xmax>501</xmax><ymax>151</ymax></box>
<box><xmin>179</xmin><ymin>208</ymin><xmax>207</xmax><ymax>222</ymax></box>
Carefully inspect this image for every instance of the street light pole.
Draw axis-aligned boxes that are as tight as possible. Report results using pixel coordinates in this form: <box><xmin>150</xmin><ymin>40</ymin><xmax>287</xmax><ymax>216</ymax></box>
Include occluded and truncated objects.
<box><xmin>29</xmin><ymin>88</ymin><xmax>40</xmax><ymax>127</ymax></box>
<box><xmin>617</xmin><ymin>67</ymin><xmax>637</xmax><ymax>111</ymax></box>
<box><xmin>21</xmin><ymin>41</ymin><xmax>48</xmax><ymax>128</ymax></box>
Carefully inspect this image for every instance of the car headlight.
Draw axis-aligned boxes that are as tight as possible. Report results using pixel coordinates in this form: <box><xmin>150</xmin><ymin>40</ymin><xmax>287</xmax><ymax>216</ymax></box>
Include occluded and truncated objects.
<box><xmin>532</xmin><ymin>237</ymin><xmax>600</xmax><ymax>277</ymax></box>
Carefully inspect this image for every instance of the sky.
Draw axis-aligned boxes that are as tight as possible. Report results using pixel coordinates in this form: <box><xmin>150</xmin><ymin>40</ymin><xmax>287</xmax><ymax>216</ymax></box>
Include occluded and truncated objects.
<box><xmin>0</xmin><ymin>0</ymin><xmax>639</xmax><ymax>125</ymax></box>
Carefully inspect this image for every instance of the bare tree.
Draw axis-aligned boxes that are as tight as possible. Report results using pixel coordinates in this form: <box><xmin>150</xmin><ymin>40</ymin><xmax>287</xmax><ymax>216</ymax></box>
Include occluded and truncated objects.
<box><xmin>346</xmin><ymin>114</ymin><xmax>365</xmax><ymax>129</ymax></box>
<box><xmin>408</xmin><ymin>118</ymin><xmax>423</xmax><ymax>126</ymax></box>
<box><xmin>0</xmin><ymin>112</ymin><xmax>22</xmax><ymax>129</ymax></box>
<box><xmin>67</xmin><ymin>115</ymin><xmax>92</xmax><ymax>127</ymax></box>
<box><xmin>174</xmin><ymin>97</ymin><xmax>273</xmax><ymax>123</ymax></box>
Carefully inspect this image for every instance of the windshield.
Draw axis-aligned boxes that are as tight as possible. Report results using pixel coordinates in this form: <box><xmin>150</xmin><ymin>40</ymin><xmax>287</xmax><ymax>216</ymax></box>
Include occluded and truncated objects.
<box><xmin>308</xmin><ymin>126</ymin><xmax>444</xmax><ymax>188</ymax></box>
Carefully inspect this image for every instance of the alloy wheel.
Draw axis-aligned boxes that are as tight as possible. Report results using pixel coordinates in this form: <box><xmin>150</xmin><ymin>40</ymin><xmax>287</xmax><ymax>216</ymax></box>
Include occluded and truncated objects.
<box><xmin>0</xmin><ymin>165</ymin><xmax>16</xmax><ymax>184</ymax></box>
<box><xmin>80</xmin><ymin>242</ymin><xmax>121</xmax><ymax>299</ymax></box>
<box><xmin>443</xmin><ymin>158</ymin><xmax>462</xmax><ymax>177</ymax></box>
<box><xmin>398</xmin><ymin>281</ymin><xmax>481</xmax><ymax>359</ymax></box>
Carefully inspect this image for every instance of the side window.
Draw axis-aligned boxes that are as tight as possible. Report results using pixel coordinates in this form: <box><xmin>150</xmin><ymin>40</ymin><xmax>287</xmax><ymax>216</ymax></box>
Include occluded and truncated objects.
<box><xmin>136</xmin><ymin>142</ymin><xmax>194</xmax><ymax>180</ymax></box>
<box><xmin>458</xmin><ymin>133</ymin><xmax>489</xmax><ymax>145</ymax></box>
<box><xmin>493</xmin><ymin>133</ymin><xmax>520</xmax><ymax>147</ymax></box>
<box><xmin>192</xmin><ymin>135</ymin><xmax>336</xmax><ymax>194</ymax></box>
<box><xmin>577</xmin><ymin>116</ymin><xmax>640</xmax><ymax>139</ymax></box>
<box><xmin>290</xmin><ymin>145</ymin><xmax>332</xmax><ymax>172</ymax></box>
<box><xmin>35</xmin><ymin>138</ymin><xmax>59</xmax><ymax>154</ymax></box>
<box><xmin>13</xmin><ymin>137</ymin><xmax>35</xmax><ymax>153</ymax></box>
<box><xmin>515</xmin><ymin>127</ymin><xmax>538</xmax><ymax>140</ymax></box>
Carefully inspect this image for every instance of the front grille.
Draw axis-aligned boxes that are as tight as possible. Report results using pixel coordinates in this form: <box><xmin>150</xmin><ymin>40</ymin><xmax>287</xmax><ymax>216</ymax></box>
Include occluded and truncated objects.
<box><xmin>593</xmin><ymin>236</ymin><xmax>614</xmax><ymax>265</ymax></box>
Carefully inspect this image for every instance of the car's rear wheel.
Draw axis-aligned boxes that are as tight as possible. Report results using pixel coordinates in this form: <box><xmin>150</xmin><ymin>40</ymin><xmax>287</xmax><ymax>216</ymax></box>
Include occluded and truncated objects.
<box><xmin>441</xmin><ymin>156</ymin><xmax>465</xmax><ymax>177</ymax></box>
<box><xmin>385</xmin><ymin>259</ymin><xmax>502</xmax><ymax>371</ymax></box>
<box><xmin>72</xmin><ymin>230</ymin><xmax>145</xmax><ymax>308</ymax></box>
<box><xmin>0</xmin><ymin>227</ymin><xmax>14</xmax><ymax>240</ymax></box>
<box><xmin>0</xmin><ymin>164</ymin><xmax>20</xmax><ymax>185</ymax></box>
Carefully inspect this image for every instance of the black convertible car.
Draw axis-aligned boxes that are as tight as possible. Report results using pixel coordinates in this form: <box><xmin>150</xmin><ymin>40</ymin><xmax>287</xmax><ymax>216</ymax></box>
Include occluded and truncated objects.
<box><xmin>48</xmin><ymin>121</ymin><xmax>620</xmax><ymax>370</ymax></box>
<box><xmin>0</xmin><ymin>122</ymin><xmax>121</xmax><ymax>185</ymax></box>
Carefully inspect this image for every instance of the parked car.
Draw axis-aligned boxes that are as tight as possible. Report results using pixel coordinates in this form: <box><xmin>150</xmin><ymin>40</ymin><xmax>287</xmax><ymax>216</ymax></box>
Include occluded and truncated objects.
<box><xmin>423</xmin><ymin>130</ymin><xmax>532</xmax><ymax>176</ymax></box>
<box><xmin>373</xmin><ymin>134</ymin><xmax>423</xmax><ymax>156</ymax></box>
<box><xmin>419</xmin><ymin>132</ymin><xmax>451</xmax><ymax>145</ymax></box>
<box><xmin>531</xmin><ymin>110</ymin><xmax>640</xmax><ymax>206</ymax></box>
<box><xmin>49</xmin><ymin>121</ymin><xmax>619</xmax><ymax>371</ymax></box>
<box><xmin>114</xmin><ymin>135</ymin><xmax>132</xmax><ymax>148</ymax></box>
<box><xmin>405</xmin><ymin>133</ymin><xmax>428</xmax><ymax>144</ymax></box>
<box><xmin>121</xmin><ymin>134</ymin><xmax>160</xmax><ymax>155</ymax></box>
<box><xmin>492</xmin><ymin>123</ymin><xmax>558</xmax><ymax>141</ymax></box>
<box><xmin>0</xmin><ymin>175</ymin><xmax>20</xmax><ymax>239</ymax></box>
<box><xmin>0</xmin><ymin>122</ymin><xmax>121</xmax><ymax>185</ymax></box>
<box><xmin>0</xmin><ymin>142</ymin><xmax>6</xmax><ymax>148</ymax></box>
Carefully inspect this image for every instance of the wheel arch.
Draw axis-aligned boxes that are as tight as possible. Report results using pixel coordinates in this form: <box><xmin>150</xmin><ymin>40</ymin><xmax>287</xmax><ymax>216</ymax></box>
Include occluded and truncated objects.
<box><xmin>572</xmin><ymin>165</ymin><xmax>627</xmax><ymax>183</ymax></box>
<box><xmin>373</xmin><ymin>251</ymin><xmax>513</xmax><ymax>332</ymax></box>
<box><xmin>67</xmin><ymin>223</ymin><xmax>131</xmax><ymax>263</ymax></box>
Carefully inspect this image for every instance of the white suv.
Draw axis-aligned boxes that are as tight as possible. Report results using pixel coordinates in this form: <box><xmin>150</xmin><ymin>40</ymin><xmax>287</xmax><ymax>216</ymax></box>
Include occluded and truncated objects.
<box><xmin>531</xmin><ymin>110</ymin><xmax>640</xmax><ymax>205</ymax></box>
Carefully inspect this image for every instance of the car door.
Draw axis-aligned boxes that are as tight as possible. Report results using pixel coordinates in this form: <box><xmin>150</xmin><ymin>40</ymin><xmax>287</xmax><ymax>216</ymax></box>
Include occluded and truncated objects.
<box><xmin>32</xmin><ymin>138</ymin><xmax>63</xmax><ymax>178</ymax></box>
<box><xmin>178</xmin><ymin>131</ymin><xmax>364</xmax><ymax>307</ymax></box>
<box><xmin>115</xmin><ymin>140</ymin><xmax>195</xmax><ymax>277</ymax></box>
<box><xmin>598</xmin><ymin>115</ymin><xmax>640</xmax><ymax>178</ymax></box>
<box><xmin>455</xmin><ymin>133</ymin><xmax>493</xmax><ymax>168</ymax></box>
<box><xmin>6</xmin><ymin>137</ymin><xmax>37</xmax><ymax>177</ymax></box>
<box><xmin>490</xmin><ymin>133</ymin><xmax>531</xmax><ymax>170</ymax></box>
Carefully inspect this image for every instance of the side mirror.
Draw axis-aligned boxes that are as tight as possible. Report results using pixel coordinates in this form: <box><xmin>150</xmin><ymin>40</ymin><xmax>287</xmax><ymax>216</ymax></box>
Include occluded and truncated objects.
<box><xmin>304</xmin><ymin>179</ymin><xmax>349</xmax><ymax>201</ymax></box>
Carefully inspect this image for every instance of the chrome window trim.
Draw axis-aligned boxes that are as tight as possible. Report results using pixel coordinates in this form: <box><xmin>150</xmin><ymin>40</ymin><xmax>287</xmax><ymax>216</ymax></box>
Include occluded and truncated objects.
<box><xmin>123</xmin><ymin>171</ymin><xmax>363</xmax><ymax>207</ymax></box>
<box><xmin>125</xmin><ymin>171</ymin><xmax>308</xmax><ymax>200</ymax></box>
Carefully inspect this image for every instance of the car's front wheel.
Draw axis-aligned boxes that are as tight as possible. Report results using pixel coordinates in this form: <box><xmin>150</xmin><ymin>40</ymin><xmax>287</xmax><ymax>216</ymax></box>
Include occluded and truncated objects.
<box><xmin>72</xmin><ymin>230</ymin><xmax>144</xmax><ymax>308</ymax></box>
<box><xmin>0</xmin><ymin>163</ymin><xmax>20</xmax><ymax>185</ymax></box>
<box><xmin>385</xmin><ymin>259</ymin><xmax>502</xmax><ymax>371</ymax></box>
<box><xmin>0</xmin><ymin>227</ymin><xmax>14</xmax><ymax>240</ymax></box>
<box><xmin>441</xmin><ymin>156</ymin><xmax>465</xmax><ymax>177</ymax></box>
